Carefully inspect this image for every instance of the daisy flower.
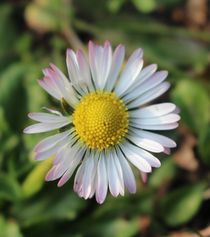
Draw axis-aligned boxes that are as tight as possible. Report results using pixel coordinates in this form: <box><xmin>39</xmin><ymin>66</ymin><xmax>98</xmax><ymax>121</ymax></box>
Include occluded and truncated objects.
<box><xmin>24</xmin><ymin>41</ymin><xmax>180</xmax><ymax>204</ymax></box>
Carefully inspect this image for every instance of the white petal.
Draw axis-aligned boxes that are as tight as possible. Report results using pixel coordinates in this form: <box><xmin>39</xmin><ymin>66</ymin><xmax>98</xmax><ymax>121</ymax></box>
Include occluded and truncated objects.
<box><xmin>112</xmin><ymin>150</ymin><xmax>124</xmax><ymax>196</ymax></box>
<box><xmin>115</xmin><ymin>146</ymin><xmax>136</xmax><ymax>193</ymax></box>
<box><xmin>122</xmin><ymin>64</ymin><xmax>158</xmax><ymax>96</ymax></box>
<box><xmin>35</xmin><ymin>135</ymin><xmax>71</xmax><ymax>161</ymax></box>
<box><xmin>172</xmin><ymin>106</ymin><xmax>180</xmax><ymax>114</ymax></box>
<box><xmin>130</xmin><ymin>122</ymin><xmax>179</xmax><ymax>130</ymax></box>
<box><xmin>74</xmin><ymin>162</ymin><xmax>85</xmax><ymax>195</ymax></box>
<box><xmin>66</xmin><ymin>49</ymin><xmax>88</xmax><ymax>95</ymax></box>
<box><xmin>43</xmin><ymin>64</ymin><xmax>79</xmax><ymax>106</ymax></box>
<box><xmin>124</xmin><ymin>142</ymin><xmax>161</xmax><ymax>168</ymax></box>
<box><xmin>105</xmin><ymin>44</ymin><xmax>125</xmax><ymax>91</ymax></box>
<box><xmin>127</xmin><ymin>82</ymin><xmax>170</xmax><ymax>109</ymax></box>
<box><xmin>131</xmin><ymin>113</ymin><xmax>180</xmax><ymax>126</ymax></box>
<box><xmin>163</xmin><ymin>147</ymin><xmax>171</xmax><ymax>155</ymax></box>
<box><xmin>24</xmin><ymin>120</ymin><xmax>70</xmax><ymax>134</ymax></box>
<box><xmin>127</xmin><ymin>134</ymin><xmax>164</xmax><ymax>153</ymax></box>
<box><xmin>53</xmin><ymin>144</ymin><xmax>68</xmax><ymax>165</ymax></box>
<box><xmin>130</xmin><ymin>103</ymin><xmax>176</xmax><ymax>118</ymax></box>
<box><xmin>57</xmin><ymin>161</ymin><xmax>78</xmax><ymax>186</ymax></box>
<box><xmin>76</xmin><ymin>49</ymin><xmax>94</xmax><ymax>91</ymax></box>
<box><xmin>56</xmin><ymin>146</ymin><xmax>85</xmax><ymax>186</ymax></box>
<box><xmin>106</xmin><ymin>151</ymin><xmax>121</xmax><ymax>197</ymax></box>
<box><xmin>34</xmin><ymin>130</ymin><xmax>70</xmax><ymax>153</ymax></box>
<box><xmin>43</xmin><ymin>75</ymin><xmax>62</xmax><ymax>96</ymax></box>
<box><xmin>88</xmin><ymin>41</ymin><xmax>98</xmax><ymax>88</ymax></box>
<box><xmin>87</xmin><ymin>152</ymin><xmax>98</xmax><ymax>199</ymax></box>
<box><xmin>99</xmin><ymin>41</ymin><xmax>113</xmax><ymax>89</ymax></box>
<box><xmin>115</xmin><ymin>48</ymin><xmax>143</xmax><ymax>96</ymax></box>
<box><xmin>53</xmin><ymin>142</ymin><xmax>79</xmax><ymax>167</ymax></box>
<box><xmin>50</xmin><ymin>63</ymin><xmax>79</xmax><ymax>105</ymax></box>
<box><xmin>96</xmin><ymin>152</ymin><xmax>108</xmax><ymax>204</ymax></box>
<box><xmin>42</xmin><ymin>107</ymin><xmax>62</xmax><ymax>116</ymax></box>
<box><xmin>28</xmin><ymin>112</ymin><xmax>70</xmax><ymax>123</ymax></box>
<box><xmin>130</xmin><ymin>127</ymin><xmax>176</xmax><ymax>148</ymax></box>
<box><xmin>38</xmin><ymin>79</ymin><xmax>61</xmax><ymax>100</ymax></box>
<box><xmin>53</xmin><ymin>135</ymin><xmax>81</xmax><ymax>165</ymax></box>
<box><xmin>73</xmin><ymin>149</ymin><xmax>92</xmax><ymax>195</ymax></box>
<box><xmin>140</xmin><ymin>172</ymin><xmax>147</xmax><ymax>183</ymax></box>
<box><xmin>46</xmin><ymin>65</ymin><xmax>71</xmax><ymax>95</ymax></box>
<box><xmin>119</xmin><ymin>144</ymin><xmax>152</xmax><ymax>173</ymax></box>
<box><xmin>124</xmin><ymin>71</ymin><xmax>168</xmax><ymax>103</ymax></box>
<box><xmin>88</xmin><ymin>41</ymin><xmax>112</xmax><ymax>90</ymax></box>
<box><xmin>81</xmin><ymin>153</ymin><xmax>96</xmax><ymax>199</ymax></box>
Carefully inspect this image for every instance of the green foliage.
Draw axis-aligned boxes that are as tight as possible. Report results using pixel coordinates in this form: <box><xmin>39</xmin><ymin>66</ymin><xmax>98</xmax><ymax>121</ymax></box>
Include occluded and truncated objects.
<box><xmin>149</xmin><ymin>159</ymin><xmax>177</xmax><ymax>188</ymax></box>
<box><xmin>171</xmin><ymin>79</ymin><xmax>210</xmax><ymax>135</ymax></box>
<box><xmin>0</xmin><ymin>173</ymin><xmax>22</xmax><ymax>202</ymax></box>
<box><xmin>0</xmin><ymin>4</ymin><xmax>18</xmax><ymax>71</ymax></box>
<box><xmin>87</xmin><ymin>218</ymin><xmax>139</xmax><ymax>237</ymax></box>
<box><xmin>0</xmin><ymin>63</ymin><xmax>28</xmax><ymax>132</ymax></box>
<box><xmin>132</xmin><ymin>0</ymin><xmax>157</xmax><ymax>13</ymax></box>
<box><xmin>22</xmin><ymin>158</ymin><xmax>53</xmax><ymax>198</ymax></box>
<box><xmin>160</xmin><ymin>184</ymin><xmax>205</xmax><ymax>226</ymax></box>
<box><xmin>0</xmin><ymin>0</ymin><xmax>210</xmax><ymax>236</ymax></box>
<box><xmin>0</xmin><ymin>216</ymin><xmax>23</xmax><ymax>237</ymax></box>
<box><xmin>107</xmin><ymin>0</ymin><xmax>126</xmax><ymax>13</ymax></box>
<box><xmin>198</xmin><ymin>126</ymin><xmax>210</xmax><ymax>166</ymax></box>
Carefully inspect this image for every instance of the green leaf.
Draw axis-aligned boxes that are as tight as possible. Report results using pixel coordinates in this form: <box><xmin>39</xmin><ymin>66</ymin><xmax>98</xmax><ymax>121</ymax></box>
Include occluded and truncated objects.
<box><xmin>154</xmin><ymin>38</ymin><xmax>208</xmax><ymax>69</ymax></box>
<box><xmin>132</xmin><ymin>0</ymin><xmax>157</xmax><ymax>13</ymax></box>
<box><xmin>0</xmin><ymin>63</ymin><xmax>28</xmax><ymax>132</ymax></box>
<box><xmin>107</xmin><ymin>0</ymin><xmax>126</xmax><ymax>13</ymax></box>
<box><xmin>13</xmin><ymin>186</ymin><xmax>86</xmax><ymax>227</ymax></box>
<box><xmin>0</xmin><ymin>4</ymin><xmax>18</xmax><ymax>71</ymax></box>
<box><xmin>22</xmin><ymin>158</ymin><xmax>53</xmax><ymax>198</ymax></box>
<box><xmin>0</xmin><ymin>107</ymin><xmax>9</xmax><ymax>133</ymax></box>
<box><xmin>171</xmin><ymin>79</ymin><xmax>210</xmax><ymax>135</ymax></box>
<box><xmin>160</xmin><ymin>184</ymin><xmax>205</xmax><ymax>226</ymax></box>
<box><xmin>93</xmin><ymin>189</ymin><xmax>154</xmax><ymax>220</ymax></box>
<box><xmin>0</xmin><ymin>134</ymin><xmax>19</xmax><ymax>154</ymax></box>
<box><xmin>87</xmin><ymin>218</ymin><xmax>139</xmax><ymax>237</ymax></box>
<box><xmin>198</xmin><ymin>125</ymin><xmax>210</xmax><ymax>166</ymax></box>
<box><xmin>0</xmin><ymin>173</ymin><xmax>22</xmax><ymax>202</ymax></box>
<box><xmin>0</xmin><ymin>216</ymin><xmax>23</xmax><ymax>237</ymax></box>
<box><xmin>157</xmin><ymin>0</ymin><xmax>183</xmax><ymax>7</ymax></box>
<box><xmin>149</xmin><ymin>159</ymin><xmax>177</xmax><ymax>188</ymax></box>
<box><xmin>0</xmin><ymin>107</ymin><xmax>19</xmax><ymax>159</ymax></box>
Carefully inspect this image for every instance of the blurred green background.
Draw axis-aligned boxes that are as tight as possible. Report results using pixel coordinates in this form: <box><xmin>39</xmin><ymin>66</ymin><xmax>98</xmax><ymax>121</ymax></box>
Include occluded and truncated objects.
<box><xmin>0</xmin><ymin>0</ymin><xmax>210</xmax><ymax>236</ymax></box>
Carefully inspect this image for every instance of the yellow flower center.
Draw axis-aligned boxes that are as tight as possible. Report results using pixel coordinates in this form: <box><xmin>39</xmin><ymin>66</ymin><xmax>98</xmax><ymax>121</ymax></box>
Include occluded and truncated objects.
<box><xmin>72</xmin><ymin>91</ymin><xmax>129</xmax><ymax>150</ymax></box>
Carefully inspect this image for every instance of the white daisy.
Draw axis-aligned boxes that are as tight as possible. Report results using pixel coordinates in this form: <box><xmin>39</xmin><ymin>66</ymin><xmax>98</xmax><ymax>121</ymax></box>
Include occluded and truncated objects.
<box><xmin>24</xmin><ymin>41</ymin><xmax>180</xmax><ymax>204</ymax></box>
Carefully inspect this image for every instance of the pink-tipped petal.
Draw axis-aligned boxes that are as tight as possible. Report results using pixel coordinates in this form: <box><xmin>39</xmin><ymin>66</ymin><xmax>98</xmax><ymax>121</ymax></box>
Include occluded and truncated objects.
<box><xmin>124</xmin><ymin>71</ymin><xmax>168</xmax><ymax>103</ymax></box>
<box><xmin>105</xmin><ymin>44</ymin><xmax>125</xmax><ymax>91</ymax></box>
<box><xmin>127</xmin><ymin>82</ymin><xmax>171</xmax><ymax>109</ymax></box>
<box><xmin>116</xmin><ymin>147</ymin><xmax>136</xmax><ymax>193</ymax></box>
<box><xmin>96</xmin><ymin>153</ymin><xmax>108</xmax><ymax>204</ymax></box>
<box><xmin>127</xmin><ymin>134</ymin><xmax>164</xmax><ymax>153</ymax></box>
<box><xmin>140</xmin><ymin>172</ymin><xmax>148</xmax><ymax>183</ymax></box>
<box><xmin>115</xmin><ymin>48</ymin><xmax>144</xmax><ymax>96</ymax></box>
<box><xmin>130</xmin><ymin>103</ymin><xmax>176</xmax><ymax>119</ymax></box>
<box><xmin>119</xmin><ymin>144</ymin><xmax>152</xmax><ymax>173</ymax></box>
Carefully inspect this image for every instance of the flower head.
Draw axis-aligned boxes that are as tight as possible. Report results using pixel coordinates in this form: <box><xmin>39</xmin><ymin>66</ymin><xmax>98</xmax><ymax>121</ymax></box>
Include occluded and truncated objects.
<box><xmin>24</xmin><ymin>41</ymin><xmax>180</xmax><ymax>204</ymax></box>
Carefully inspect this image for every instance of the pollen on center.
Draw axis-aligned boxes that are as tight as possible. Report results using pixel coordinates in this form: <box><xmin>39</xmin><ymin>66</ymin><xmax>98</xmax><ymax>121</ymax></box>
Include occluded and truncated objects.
<box><xmin>72</xmin><ymin>91</ymin><xmax>129</xmax><ymax>150</ymax></box>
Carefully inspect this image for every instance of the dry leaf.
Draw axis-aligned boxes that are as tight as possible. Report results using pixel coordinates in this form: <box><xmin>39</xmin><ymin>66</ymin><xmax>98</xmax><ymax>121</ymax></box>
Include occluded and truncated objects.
<box><xmin>173</xmin><ymin>125</ymin><xmax>199</xmax><ymax>171</ymax></box>
<box><xmin>186</xmin><ymin>0</ymin><xmax>208</xmax><ymax>28</ymax></box>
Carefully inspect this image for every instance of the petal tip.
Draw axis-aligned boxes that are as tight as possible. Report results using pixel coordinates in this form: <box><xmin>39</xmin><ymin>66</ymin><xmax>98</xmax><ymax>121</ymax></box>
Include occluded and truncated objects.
<box><xmin>57</xmin><ymin>180</ymin><xmax>64</xmax><ymax>187</ymax></box>
<box><xmin>23</xmin><ymin>127</ymin><xmax>29</xmax><ymax>134</ymax></box>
